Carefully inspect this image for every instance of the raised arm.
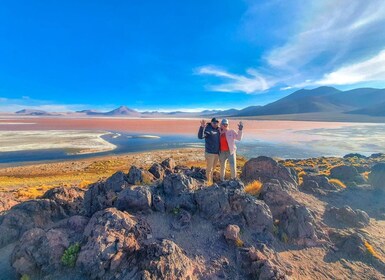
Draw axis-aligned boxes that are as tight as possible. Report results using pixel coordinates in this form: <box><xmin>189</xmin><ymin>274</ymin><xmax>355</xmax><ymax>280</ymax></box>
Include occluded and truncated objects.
<box><xmin>198</xmin><ymin>120</ymin><xmax>207</xmax><ymax>139</ymax></box>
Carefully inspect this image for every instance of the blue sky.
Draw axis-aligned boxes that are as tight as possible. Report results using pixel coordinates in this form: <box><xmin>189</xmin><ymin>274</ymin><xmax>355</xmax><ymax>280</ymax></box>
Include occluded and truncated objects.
<box><xmin>1</xmin><ymin>0</ymin><xmax>385</xmax><ymax>112</ymax></box>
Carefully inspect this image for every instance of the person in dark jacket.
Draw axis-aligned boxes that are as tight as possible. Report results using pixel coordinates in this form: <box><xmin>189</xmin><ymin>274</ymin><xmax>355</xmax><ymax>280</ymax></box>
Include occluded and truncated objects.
<box><xmin>198</xmin><ymin>117</ymin><xmax>220</xmax><ymax>185</ymax></box>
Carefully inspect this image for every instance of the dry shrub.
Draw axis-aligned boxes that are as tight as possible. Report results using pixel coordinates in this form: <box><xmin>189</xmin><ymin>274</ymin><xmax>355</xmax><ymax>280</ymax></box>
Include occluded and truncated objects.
<box><xmin>329</xmin><ymin>178</ymin><xmax>346</xmax><ymax>188</ymax></box>
<box><xmin>298</xmin><ymin>170</ymin><xmax>306</xmax><ymax>185</ymax></box>
<box><xmin>364</xmin><ymin>241</ymin><xmax>383</xmax><ymax>261</ymax></box>
<box><xmin>16</xmin><ymin>184</ymin><xmax>53</xmax><ymax>199</ymax></box>
<box><xmin>78</xmin><ymin>180</ymin><xmax>93</xmax><ymax>189</ymax></box>
<box><xmin>245</xmin><ymin>180</ymin><xmax>263</xmax><ymax>196</ymax></box>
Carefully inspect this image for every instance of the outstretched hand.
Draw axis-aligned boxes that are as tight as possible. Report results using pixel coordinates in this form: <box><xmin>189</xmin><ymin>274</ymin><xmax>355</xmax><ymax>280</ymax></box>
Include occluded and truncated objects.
<box><xmin>200</xmin><ymin>119</ymin><xmax>206</xmax><ymax>127</ymax></box>
<box><xmin>238</xmin><ymin>121</ymin><xmax>244</xmax><ymax>130</ymax></box>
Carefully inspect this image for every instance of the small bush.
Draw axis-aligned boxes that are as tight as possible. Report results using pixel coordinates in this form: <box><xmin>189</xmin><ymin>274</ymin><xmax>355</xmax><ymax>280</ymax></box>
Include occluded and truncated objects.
<box><xmin>20</xmin><ymin>275</ymin><xmax>30</xmax><ymax>280</ymax></box>
<box><xmin>235</xmin><ymin>237</ymin><xmax>244</xmax><ymax>247</ymax></box>
<box><xmin>364</xmin><ymin>241</ymin><xmax>382</xmax><ymax>261</ymax></box>
<box><xmin>329</xmin><ymin>178</ymin><xmax>346</xmax><ymax>188</ymax></box>
<box><xmin>245</xmin><ymin>180</ymin><xmax>263</xmax><ymax>196</ymax></box>
<box><xmin>61</xmin><ymin>243</ymin><xmax>81</xmax><ymax>267</ymax></box>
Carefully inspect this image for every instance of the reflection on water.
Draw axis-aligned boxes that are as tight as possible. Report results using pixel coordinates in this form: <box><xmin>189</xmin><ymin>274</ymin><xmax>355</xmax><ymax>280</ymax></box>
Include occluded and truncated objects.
<box><xmin>1</xmin><ymin>123</ymin><xmax>385</xmax><ymax>165</ymax></box>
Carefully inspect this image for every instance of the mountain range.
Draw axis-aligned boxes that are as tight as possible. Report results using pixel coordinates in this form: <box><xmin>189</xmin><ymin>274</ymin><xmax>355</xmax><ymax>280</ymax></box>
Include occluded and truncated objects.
<box><xmin>13</xmin><ymin>86</ymin><xmax>385</xmax><ymax>119</ymax></box>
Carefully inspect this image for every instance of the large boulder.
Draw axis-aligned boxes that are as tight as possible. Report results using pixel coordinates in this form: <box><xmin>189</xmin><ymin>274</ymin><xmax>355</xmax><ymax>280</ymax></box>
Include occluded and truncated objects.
<box><xmin>162</xmin><ymin>173</ymin><xmax>200</xmax><ymax>212</ymax></box>
<box><xmin>42</xmin><ymin>186</ymin><xmax>85</xmax><ymax>216</ymax></box>
<box><xmin>11</xmin><ymin>228</ymin><xmax>70</xmax><ymax>276</ymax></box>
<box><xmin>325</xmin><ymin>206</ymin><xmax>370</xmax><ymax>228</ymax></box>
<box><xmin>329</xmin><ymin>165</ymin><xmax>365</xmax><ymax>184</ymax></box>
<box><xmin>148</xmin><ymin>163</ymin><xmax>165</xmax><ymax>179</ymax></box>
<box><xmin>0</xmin><ymin>199</ymin><xmax>67</xmax><ymax>247</ymax></box>
<box><xmin>302</xmin><ymin>175</ymin><xmax>337</xmax><ymax>191</ymax></box>
<box><xmin>240</xmin><ymin>245</ymin><xmax>290</xmax><ymax>279</ymax></box>
<box><xmin>241</xmin><ymin>156</ymin><xmax>298</xmax><ymax>190</ymax></box>
<box><xmin>116</xmin><ymin>186</ymin><xmax>152</xmax><ymax>213</ymax></box>
<box><xmin>83</xmin><ymin>171</ymin><xmax>129</xmax><ymax>216</ymax></box>
<box><xmin>260</xmin><ymin>180</ymin><xmax>300</xmax><ymax>218</ymax></box>
<box><xmin>368</xmin><ymin>163</ymin><xmax>385</xmax><ymax>189</ymax></box>
<box><xmin>127</xmin><ymin>166</ymin><xmax>155</xmax><ymax>185</ymax></box>
<box><xmin>77</xmin><ymin>208</ymin><xmax>150</xmax><ymax>279</ymax></box>
<box><xmin>137</xmin><ymin>239</ymin><xmax>196</xmax><ymax>280</ymax></box>
<box><xmin>161</xmin><ymin>158</ymin><xmax>176</xmax><ymax>171</ymax></box>
<box><xmin>279</xmin><ymin>205</ymin><xmax>325</xmax><ymax>246</ymax></box>
<box><xmin>196</xmin><ymin>180</ymin><xmax>273</xmax><ymax>233</ymax></box>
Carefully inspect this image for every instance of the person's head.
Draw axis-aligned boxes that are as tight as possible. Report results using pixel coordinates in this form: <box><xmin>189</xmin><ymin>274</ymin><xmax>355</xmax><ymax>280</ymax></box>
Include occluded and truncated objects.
<box><xmin>210</xmin><ymin>117</ymin><xmax>219</xmax><ymax>128</ymax></box>
<box><xmin>221</xmin><ymin>118</ymin><xmax>229</xmax><ymax>130</ymax></box>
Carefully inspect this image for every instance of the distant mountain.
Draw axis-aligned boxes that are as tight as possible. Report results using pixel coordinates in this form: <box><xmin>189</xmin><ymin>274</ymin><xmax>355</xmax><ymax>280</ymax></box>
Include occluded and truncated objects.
<box><xmin>15</xmin><ymin>109</ymin><xmax>53</xmax><ymax>116</ymax></box>
<box><xmin>234</xmin><ymin>86</ymin><xmax>385</xmax><ymax>117</ymax></box>
<box><xmin>349</xmin><ymin>100</ymin><xmax>385</xmax><ymax>116</ymax></box>
<box><xmin>104</xmin><ymin>106</ymin><xmax>141</xmax><ymax>116</ymax></box>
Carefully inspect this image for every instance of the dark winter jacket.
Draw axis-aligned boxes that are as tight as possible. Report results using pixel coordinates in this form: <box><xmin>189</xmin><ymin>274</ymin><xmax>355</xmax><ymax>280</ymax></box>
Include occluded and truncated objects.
<box><xmin>198</xmin><ymin>123</ymin><xmax>220</xmax><ymax>154</ymax></box>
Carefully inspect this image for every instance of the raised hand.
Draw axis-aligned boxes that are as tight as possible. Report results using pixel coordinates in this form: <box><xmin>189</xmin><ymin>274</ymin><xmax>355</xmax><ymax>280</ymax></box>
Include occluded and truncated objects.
<box><xmin>200</xmin><ymin>119</ymin><xmax>206</xmax><ymax>127</ymax></box>
<box><xmin>238</xmin><ymin>121</ymin><xmax>244</xmax><ymax>130</ymax></box>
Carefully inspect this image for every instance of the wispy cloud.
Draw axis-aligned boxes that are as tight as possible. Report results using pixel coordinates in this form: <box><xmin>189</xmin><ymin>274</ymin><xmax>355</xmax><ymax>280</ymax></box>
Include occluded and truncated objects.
<box><xmin>314</xmin><ymin>49</ymin><xmax>385</xmax><ymax>86</ymax></box>
<box><xmin>196</xmin><ymin>66</ymin><xmax>273</xmax><ymax>94</ymax></box>
<box><xmin>266</xmin><ymin>1</ymin><xmax>385</xmax><ymax>71</ymax></box>
<box><xmin>198</xmin><ymin>0</ymin><xmax>385</xmax><ymax>93</ymax></box>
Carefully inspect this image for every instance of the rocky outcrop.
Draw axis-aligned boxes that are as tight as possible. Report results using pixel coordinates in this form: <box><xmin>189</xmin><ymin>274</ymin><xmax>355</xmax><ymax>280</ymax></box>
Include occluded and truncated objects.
<box><xmin>137</xmin><ymin>239</ymin><xmax>196</xmax><ymax>280</ymax></box>
<box><xmin>368</xmin><ymin>163</ymin><xmax>385</xmax><ymax>189</ymax></box>
<box><xmin>162</xmin><ymin>173</ymin><xmax>200</xmax><ymax>212</ymax></box>
<box><xmin>77</xmin><ymin>208</ymin><xmax>150</xmax><ymax>279</ymax></box>
<box><xmin>195</xmin><ymin>180</ymin><xmax>273</xmax><ymax>233</ymax></box>
<box><xmin>241</xmin><ymin>156</ymin><xmax>298</xmax><ymax>190</ymax></box>
<box><xmin>148</xmin><ymin>163</ymin><xmax>166</xmax><ymax>179</ymax></box>
<box><xmin>325</xmin><ymin>206</ymin><xmax>370</xmax><ymax>228</ymax></box>
<box><xmin>279</xmin><ymin>205</ymin><xmax>326</xmax><ymax>246</ymax></box>
<box><xmin>128</xmin><ymin>166</ymin><xmax>155</xmax><ymax>185</ymax></box>
<box><xmin>42</xmin><ymin>186</ymin><xmax>85</xmax><ymax>216</ymax></box>
<box><xmin>11</xmin><ymin>215</ymin><xmax>88</xmax><ymax>277</ymax></box>
<box><xmin>260</xmin><ymin>180</ymin><xmax>299</xmax><ymax>218</ymax></box>
<box><xmin>161</xmin><ymin>157</ymin><xmax>176</xmax><ymax>171</ymax></box>
<box><xmin>329</xmin><ymin>165</ymin><xmax>366</xmax><ymax>185</ymax></box>
<box><xmin>11</xmin><ymin>228</ymin><xmax>70</xmax><ymax>276</ymax></box>
<box><xmin>300</xmin><ymin>175</ymin><xmax>339</xmax><ymax>195</ymax></box>
<box><xmin>0</xmin><ymin>199</ymin><xmax>67</xmax><ymax>247</ymax></box>
<box><xmin>116</xmin><ymin>186</ymin><xmax>152</xmax><ymax>212</ymax></box>
<box><xmin>83</xmin><ymin>171</ymin><xmax>129</xmax><ymax>216</ymax></box>
<box><xmin>240</xmin><ymin>244</ymin><xmax>290</xmax><ymax>279</ymax></box>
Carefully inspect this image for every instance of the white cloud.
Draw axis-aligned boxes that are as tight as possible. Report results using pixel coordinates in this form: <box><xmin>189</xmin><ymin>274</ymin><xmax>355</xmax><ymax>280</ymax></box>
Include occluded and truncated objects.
<box><xmin>314</xmin><ymin>49</ymin><xmax>385</xmax><ymax>86</ymax></box>
<box><xmin>196</xmin><ymin>66</ymin><xmax>273</xmax><ymax>94</ymax></box>
<box><xmin>266</xmin><ymin>0</ymin><xmax>385</xmax><ymax>71</ymax></box>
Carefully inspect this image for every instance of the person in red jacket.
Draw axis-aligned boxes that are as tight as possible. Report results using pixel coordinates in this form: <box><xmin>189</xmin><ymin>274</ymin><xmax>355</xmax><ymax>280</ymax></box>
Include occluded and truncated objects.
<box><xmin>219</xmin><ymin>119</ymin><xmax>243</xmax><ymax>181</ymax></box>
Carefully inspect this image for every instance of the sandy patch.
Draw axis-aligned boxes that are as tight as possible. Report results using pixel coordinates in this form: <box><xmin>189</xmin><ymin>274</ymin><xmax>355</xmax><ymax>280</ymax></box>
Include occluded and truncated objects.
<box><xmin>0</xmin><ymin>130</ymin><xmax>116</xmax><ymax>155</ymax></box>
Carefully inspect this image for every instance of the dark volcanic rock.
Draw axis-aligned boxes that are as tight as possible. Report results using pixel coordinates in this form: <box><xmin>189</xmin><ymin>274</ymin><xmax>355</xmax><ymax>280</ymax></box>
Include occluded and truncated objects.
<box><xmin>137</xmin><ymin>239</ymin><xmax>195</xmax><ymax>280</ymax></box>
<box><xmin>302</xmin><ymin>175</ymin><xmax>338</xmax><ymax>191</ymax></box>
<box><xmin>325</xmin><ymin>206</ymin><xmax>370</xmax><ymax>228</ymax></box>
<box><xmin>280</xmin><ymin>205</ymin><xmax>325</xmax><ymax>246</ymax></box>
<box><xmin>148</xmin><ymin>163</ymin><xmax>165</xmax><ymax>179</ymax></box>
<box><xmin>240</xmin><ymin>245</ymin><xmax>290</xmax><ymax>279</ymax></box>
<box><xmin>83</xmin><ymin>171</ymin><xmax>129</xmax><ymax>216</ymax></box>
<box><xmin>241</xmin><ymin>156</ymin><xmax>298</xmax><ymax>190</ymax></box>
<box><xmin>77</xmin><ymin>208</ymin><xmax>150</xmax><ymax>279</ymax></box>
<box><xmin>368</xmin><ymin>163</ymin><xmax>385</xmax><ymax>189</ymax></box>
<box><xmin>260</xmin><ymin>180</ymin><xmax>300</xmax><ymax>218</ymax></box>
<box><xmin>127</xmin><ymin>165</ymin><xmax>155</xmax><ymax>185</ymax></box>
<box><xmin>11</xmin><ymin>228</ymin><xmax>70</xmax><ymax>276</ymax></box>
<box><xmin>116</xmin><ymin>186</ymin><xmax>152</xmax><ymax>212</ymax></box>
<box><xmin>162</xmin><ymin>173</ymin><xmax>200</xmax><ymax>212</ymax></box>
<box><xmin>329</xmin><ymin>165</ymin><xmax>365</xmax><ymax>184</ymax></box>
<box><xmin>161</xmin><ymin>157</ymin><xmax>176</xmax><ymax>171</ymax></box>
<box><xmin>0</xmin><ymin>199</ymin><xmax>67</xmax><ymax>247</ymax></box>
<box><xmin>42</xmin><ymin>186</ymin><xmax>85</xmax><ymax>216</ymax></box>
<box><xmin>196</xmin><ymin>180</ymin><xmax>273</xmax><ymax>233</ymax></box>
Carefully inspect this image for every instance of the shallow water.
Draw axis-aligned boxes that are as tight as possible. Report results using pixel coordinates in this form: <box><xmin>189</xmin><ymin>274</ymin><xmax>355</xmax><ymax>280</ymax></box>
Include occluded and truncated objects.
<box><xmin>0</xmin><ymin>119</ymin><xmax>385</xmax><ymax>165</ymax></box>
